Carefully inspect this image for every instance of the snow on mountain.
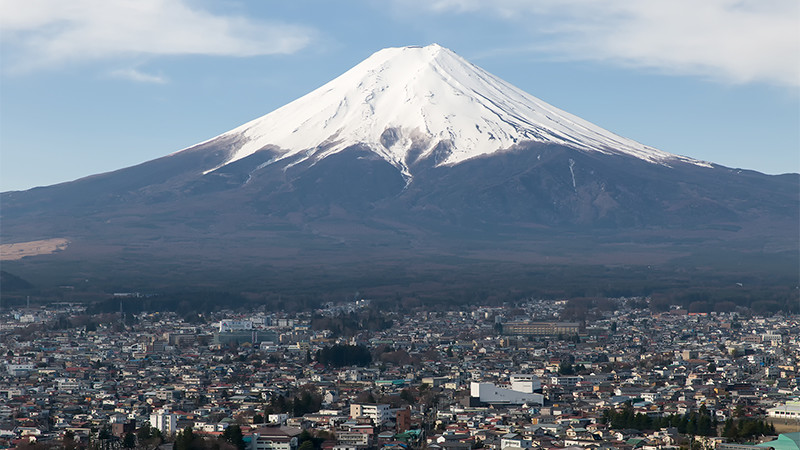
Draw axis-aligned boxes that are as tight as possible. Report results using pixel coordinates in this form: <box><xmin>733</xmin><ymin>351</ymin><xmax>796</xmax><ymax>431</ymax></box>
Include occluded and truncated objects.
<box><xmin>196</xmin><ymin>44</ymin><xmax>710</xmax><ymax>176</ymax></box>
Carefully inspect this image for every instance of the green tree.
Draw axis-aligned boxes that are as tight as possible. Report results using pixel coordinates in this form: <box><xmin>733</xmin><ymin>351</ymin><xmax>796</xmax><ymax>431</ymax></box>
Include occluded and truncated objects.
<box><xmin>297</xmin><ymin>429</ymin><xmax>326</xmax><ymax>450</ymax></box>
<box><xmin>98</xmin><ymin>424</ymin><xmax>111</xmax><ymax>440</ymax></box>
<box><xmin>558</xmin><ymin>361</ymin><xmax>575</xmax><ymax>375</ymax></box>
<box><xmin>175</xmin><ymin>427</ymin><xmax>196</xmax><ymax>450</ymax></box>
<box><xmin>400</xmin><ymin>389</ymin><xmax>415</xmax><ymax>403</ymax></box>
<box><xmin>137</xmin><ymin>425</ymin><xmax>153</xmax><ymax>442</ymax></box>
<box><xmin>686</xmin><ymin>414</ymin><xmax>697</xmax><ymax>435</ymax></box>
<box><xmin>291</xmin><ymin>390</ymin><xmax>322</xmax><ymax>417</ymax></box>
<box><xmin>221</xmin><ymin>425</ymin><xmax>246</xmax><ymax>450</ymax></box>
<box><xmin>316</xmin><ymin>344</ymin><xmax>372</xmax><ymax>367</ymax></box>
<box><xmin>136</xmin><ymin>425</ymin><xmax>163</xmax><ymax>449</ymax></box>
<box><xmin>723</xmin><ymin>418</ymin><xmax>735</xmax><ymax>438</ymax></box>
<box><xmin>122</xmin><ymin>432</ymin><xmax>137</xmax><ymax>448</ymax></box>
<box><xmin>299</xmin><ymin>430</ymin><xmax>313</xmax><ymax>445</ymax></box>
<box><xmin>272</xmin><ymin>395</ymin><xmax>289</xmax><ymax>414</ymax></box>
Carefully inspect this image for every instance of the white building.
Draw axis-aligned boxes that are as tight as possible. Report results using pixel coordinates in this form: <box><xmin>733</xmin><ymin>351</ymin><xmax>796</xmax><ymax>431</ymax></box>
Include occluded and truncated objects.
<box><xmin>551</xmin><ymin>376</ymin><xmax>582</xmax><ymax>386</ymax></box>
<box><xmin>350</xmin><ymin>403</ymin><xmax>392</xmax><ymax>425</ymax></box>
<box><xmin>470</xmin><ymin>379</ymin><xmax>544</xmax><ymax>406</ymax></box>
<box><xmin>501</xmin><ymin>433</ymin><xmax>534</xmax><ymax>450</ymax></box>
<box><xmin>219</xmin><ymin>319</ymin><xmax>253</xmax><ymax>333</ymax></box>
<box><xmin>510</xmin><ymin>374</ymin><xmax>541</xmax><ymax>393</ymax></box>
<box><xmin>337</xmin><ymin>432</ymin><xmax>371</xmax><ymax>447</ymax></box>
<box><xmin>196</xmin><ymin>422</ymin><xmax>229</xmax><ymax>433</ymax></box>
<box><xmin>251</xmin><ymin>426</ymin><xmax>301</xmax><ymax>450</ymax></box>
<box><xmin>268</xmin><ymin>414</ymin><xmax>289</xmax><ymax>425</ymax></box>
<box><xmin>767</xmin><ymin>401</ymin><xmax>800</xmax><ymax>420</ymax></box>
<box><xmin>641</xmin><ymin>392</ymin><xmax>662</xmax><ymax>403</ymax></box>
<box><xmin>150</xmin><ymin>408</ymin><xmax>177</xmax><ymax>436</ymax></box>
<box><xmin>5</xmin><ymin>361</ymin><xmax>35</xmax><ymax>376</ymax></box>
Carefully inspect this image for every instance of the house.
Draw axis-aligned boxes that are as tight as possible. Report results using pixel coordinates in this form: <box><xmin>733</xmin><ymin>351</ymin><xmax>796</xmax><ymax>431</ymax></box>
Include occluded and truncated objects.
<box><xmin>250</xmin><ymin>425</ymin><xmax>302</xmax><ymax>450</ymax></box>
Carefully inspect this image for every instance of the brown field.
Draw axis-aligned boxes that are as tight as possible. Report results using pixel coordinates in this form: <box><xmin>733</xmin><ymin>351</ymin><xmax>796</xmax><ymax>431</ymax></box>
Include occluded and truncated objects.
<box><xmin>770</xmin><ymin>419</ymin><xmax>800</xmax><ymax>434</ymax></box>
<box><xmin>0</xmin><ymin>238</ymin><xmax>70</xmax><ymax>261</ymax></box>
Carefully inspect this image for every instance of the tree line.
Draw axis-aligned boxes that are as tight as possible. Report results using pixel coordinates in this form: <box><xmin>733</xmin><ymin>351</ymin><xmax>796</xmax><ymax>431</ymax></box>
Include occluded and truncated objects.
<box><xmin>722</xmin><ymin>418</ymin><xmax>776</xmax><ymax>441</ymax></box>
<box><xmin>316</xmin><ymin>344</ymin><xmax>372</xmax><ymax>367</ymax></box>
<box><xmin>174</xmin><ymin>425</ymin><xmax>245</xmax><ymax>450</ymax></box>
<box><xmin>263</xmin><ymin>390</ymin><xmax>323</xmax><ymax>417</ymax></box>
<box><xmin>602</xmin><ymin>404</ymin><xmax>718</xmax><ymax>436</ymax></box>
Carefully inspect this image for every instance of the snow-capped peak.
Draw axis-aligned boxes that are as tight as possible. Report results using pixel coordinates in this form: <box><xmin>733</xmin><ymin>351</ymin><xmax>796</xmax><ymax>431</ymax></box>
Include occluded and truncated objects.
<box><xmin>198</xmin><ymin>44</ymin><xmax>709</xmax><ymax>175</ymax></box>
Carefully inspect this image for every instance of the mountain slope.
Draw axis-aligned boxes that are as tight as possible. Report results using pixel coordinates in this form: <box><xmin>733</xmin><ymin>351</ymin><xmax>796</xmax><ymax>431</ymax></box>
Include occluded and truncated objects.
<box><xmin>0</xmin><ymin>45</ymin><xmax>797</xmax><ymax>296</ymax></box>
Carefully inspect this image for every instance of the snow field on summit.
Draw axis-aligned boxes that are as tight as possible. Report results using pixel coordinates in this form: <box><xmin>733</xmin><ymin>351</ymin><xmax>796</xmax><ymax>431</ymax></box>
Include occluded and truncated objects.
<box><xmin>195</xmin><ymin>44</ymin><xmax>711</xmax><ymax>176</ymax></box>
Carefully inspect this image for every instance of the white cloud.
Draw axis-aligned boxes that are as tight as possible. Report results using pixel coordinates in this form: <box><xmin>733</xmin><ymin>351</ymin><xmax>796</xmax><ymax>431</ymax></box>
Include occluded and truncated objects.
<box><xmin>109</xmin><ymin>68</ymin><xmax>168</xmax><ymax>84</ymax></box>
<box><xmin>393</xmin><ymin>0</ymin><xmax>800</xmax><ymax>87</ymax></box>
<box><xmin>0</xmin><ymin>0</ymin><xmax>314</xmax><ymax>71</ymax></box>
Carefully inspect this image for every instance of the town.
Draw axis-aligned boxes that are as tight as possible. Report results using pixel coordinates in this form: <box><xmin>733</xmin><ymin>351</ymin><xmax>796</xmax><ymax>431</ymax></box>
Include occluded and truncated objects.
<box><xmin>1</xmin><ymin>297</ymin><xmax>798</xmax><ymax>450</ymax></box>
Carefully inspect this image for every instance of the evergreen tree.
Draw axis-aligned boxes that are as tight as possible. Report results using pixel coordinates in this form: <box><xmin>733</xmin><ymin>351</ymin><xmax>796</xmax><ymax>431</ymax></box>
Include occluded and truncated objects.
<box><xmin>299</xmin><ymin>429</ymin><xmax>313</xmax><ymax>446</ymax></box>
<box><xmin>686</xmin><ymin>414</ymin><xmax>697</xmax><ymax>435</ymax></box>
<box><xmin>137</xmin><ymin>425</ymin><xmax>152</xmax><ymax>442</ymax></box>
<box><xmin>175</xmin><ymin>427</ymin><xmax>196</xmax><ymax>450</ymax></box>
<box><xmin>400</xmin><ymin>389</ymin><xmax>415</xmax><ymax>403</ymax></box>
<box><xmin>678</xmin><ymin>415</ymin><xmax>688</xmax><ymax>434</ymax></box>
<box><xmin>98</xmin><ymin>425</ymin><xmax>111</xmax><ymax>440</ymax></box>
<box><xmin>633</xmin><ymin>413</ymin><xmax>650</xmax><ymax>430</ymax></box>
<box><xmin>221</xmin><ymin>425</ymin><xmax>246</xmax><ymax>450</ymax></box>
<box><xmin>122</xmin><ymin>432</ymin><xmax>137</xmax><ymax>448</ymax></box>
<box><xmin>316</xmin><ymin>344</ymin><xmax>371</xmax><ymax>367</ymax></box>
<box><xmin>722</xmin><ymin>418</ymin><xmax>775</xmax><ymax>442</ymax></box>
<box><xmin>723</xmin><ymin>418</ymin><xmax>735</xmax><ymax>438</ymax></box>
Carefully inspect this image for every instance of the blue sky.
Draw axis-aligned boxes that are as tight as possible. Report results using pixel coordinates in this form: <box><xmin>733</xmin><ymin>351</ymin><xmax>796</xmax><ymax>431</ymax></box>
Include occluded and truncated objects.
<box><xmin>1</xmin><ymin>0</ymin><xmax>798</xmax><ymax>192</ymax></box>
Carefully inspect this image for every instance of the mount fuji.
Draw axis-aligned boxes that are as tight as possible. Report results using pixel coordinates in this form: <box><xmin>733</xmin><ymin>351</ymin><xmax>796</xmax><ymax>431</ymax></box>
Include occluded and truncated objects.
<box><xmin>198</xmin><ymin>44</ymin><xmax>707</xmax><ymax>178</ymax></box>
<box><xmin>1</xmin><ymin>44</ymin><xmax>797</xmax><ymax>298</ymax></box>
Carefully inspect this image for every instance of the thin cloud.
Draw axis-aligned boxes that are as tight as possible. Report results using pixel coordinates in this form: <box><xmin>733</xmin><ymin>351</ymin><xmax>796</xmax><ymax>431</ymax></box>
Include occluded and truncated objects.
<box><xmin>0</xmin><ymin>0</ymin><xmax>314</xmax><ymax>71</ymax></box>
<box><xmin>392</xmin><ymin>0</ymin><xmax>800</xmax><ymax>87</ymax></box>
<box><xmin>109</xmin><ymin>68</ymin><xmax>168</xmax><ymax>84</ymax></box>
